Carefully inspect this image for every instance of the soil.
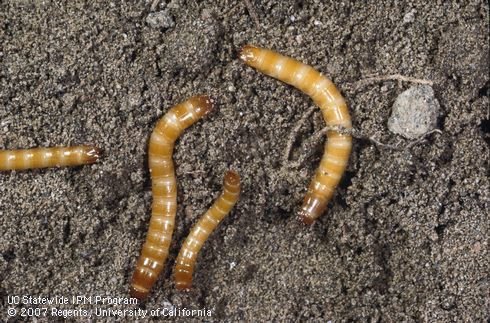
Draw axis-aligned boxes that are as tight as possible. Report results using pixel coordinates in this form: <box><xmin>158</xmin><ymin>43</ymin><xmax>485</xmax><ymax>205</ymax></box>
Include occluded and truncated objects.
<box><xmin>1</xmin><ymin>1</ymin><xmax>488</xmax><ymax>321</ymax></box>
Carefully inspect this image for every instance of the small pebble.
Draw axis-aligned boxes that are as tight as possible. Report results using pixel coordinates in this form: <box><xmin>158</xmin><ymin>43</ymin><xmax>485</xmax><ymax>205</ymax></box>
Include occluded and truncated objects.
<box><xmin>403</xmin><ymin>9</ymin><xmax>417</xmax><ymax>24</ymax></box>
<box><xmin>146</xmin><ymin>10</ymin><xmax>175</xmax><ymax>29</ymax></box>
<box><xmin>388</xmin><ymin>85</ymin><xmax>440</xmax><ymax>139</ymax></box>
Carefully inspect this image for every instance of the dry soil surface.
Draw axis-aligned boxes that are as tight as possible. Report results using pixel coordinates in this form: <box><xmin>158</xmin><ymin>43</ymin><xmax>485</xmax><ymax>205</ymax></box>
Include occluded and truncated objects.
<box><xmin>1</xmin><ymin>1</ymin><xmax>489</xmax><ymax>322</ymax></box>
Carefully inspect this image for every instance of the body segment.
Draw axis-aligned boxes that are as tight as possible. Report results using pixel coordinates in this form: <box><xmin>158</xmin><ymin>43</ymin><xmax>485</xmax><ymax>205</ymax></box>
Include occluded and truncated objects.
<box><xmin>240</xmin><ymin>45</ymin><xmax>352</xmax><ymax>225</ymax></box>
<box><xmin>174</xmin><ymin>170</ymin><xmax>240</xmax><ymax>291</ymax></box>
<box><xmin>130</xmin><ymin>95</ymin><xmax>213</xmax><ymax>299</ymax></box>
<box><xmin>0</xmin><ymin>146</ymin><xmax>100</xmax><ymax>170</ymax></box>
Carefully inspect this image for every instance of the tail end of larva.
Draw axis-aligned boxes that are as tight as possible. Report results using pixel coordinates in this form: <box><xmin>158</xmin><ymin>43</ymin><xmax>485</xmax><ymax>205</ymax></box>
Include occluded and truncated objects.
<box><xmin>224</xmin><ymin>170</ymin><xmax>240</xmax><ymax>186</ymax></box>
<box><xmin>297</xmin><ymin>209</ymin><xmax>315</xmax><ymax>226</ymax></box>
<box><xmin>175</xmin><ymin>282</ymin><xmax>192</xmax><ymax>292</ymax></box>
<box><xmin>239</xmin><ymin>44</ymin><xmax>260</xmax><ymax>64</ymax></box>
<box><xmin>191</xmin><ymin>95</ymin><xmax>215</xmax><ymax>117</ymax></box>
<box><xmin>174</xmin><ymin>271</ymin><xmax>193</xmax><ymax>292</ymax></box>
<box><xmin>129</xmin><ymin>266</ymin><xmax>157</xmax><ymax>300</ymax></box>
<box><xmin>129</xmin><ymin>285</ymin><xmax>149</xmax><ymax>300</ymax></box>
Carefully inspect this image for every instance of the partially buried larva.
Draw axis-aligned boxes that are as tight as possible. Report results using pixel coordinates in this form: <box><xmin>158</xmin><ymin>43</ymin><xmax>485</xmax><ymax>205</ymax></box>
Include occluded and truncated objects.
<box><xmin>240</xmin><ymin>45</ymin><xmax>352</xmax><ymax>225</ymax></box>
<box><xmin>130</xmin><ymin>95</ymin><xmax>214</xmax><ymax>299</ymax></box>
<box><xmin>0</xmin><ymin>146</ymin><xmax>100</xmax><ymax>171</ymax></box>
<box><xmin>174</xmin><ymin>170</ymin><xmax>241</xmax><ymax>291</ymax></box>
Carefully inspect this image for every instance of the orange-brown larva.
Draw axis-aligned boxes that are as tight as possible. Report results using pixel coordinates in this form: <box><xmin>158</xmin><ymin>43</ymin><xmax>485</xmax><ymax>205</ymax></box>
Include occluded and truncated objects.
<box><xmin>240</xmin><ymin>45</ymin><xmax>353</xmax><ymax>225</ymax></box>
<box><xmin>130</xmin><ymin>95</ymin><xmax>214</xmax><ymax>300</ymax></box>
<box><xmin>0</xmin><ymin>146</ymin><xmax>100</xmax><ymax>171</ymax></box>
<box><xmin>174</xmin><ymin>170</ymin><xmax>240</xmax><ymax>291</ymax></box>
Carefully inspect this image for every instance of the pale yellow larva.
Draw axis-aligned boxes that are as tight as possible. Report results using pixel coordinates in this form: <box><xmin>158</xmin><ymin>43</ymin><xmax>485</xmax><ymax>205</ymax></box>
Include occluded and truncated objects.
<box><xmin>130</xmin><ymin>95</ymin><xmax>214</xmax><ymax>299</ymax></box>
<box><xmin>174</xmin><ymin>170</ymin><xmax>240</xmax><ymax>291</ymax></box>
<box><xmin>240</xmin><ymin>45</ymin><xmax>352</xmax><ymax>225</ymax></box>
<box><xmin>0</xmin><ymin>146</ymin><xmax>100</xmax><ymax>171</ymax></box>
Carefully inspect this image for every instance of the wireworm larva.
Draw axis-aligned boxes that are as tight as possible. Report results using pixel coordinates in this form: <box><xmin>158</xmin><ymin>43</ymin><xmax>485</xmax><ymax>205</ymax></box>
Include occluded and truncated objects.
<box><xmin>240</xmin><ymin>45</ymin><xmax>352</xmax><ymax>225</ymax></box>
<box><xmin>174</xmin><ymin>170</ymin><xmax>240</xmax><ymax>291</ymax></box>
<box><xmin>0</xmin><ymin>146</ymin><xmax>100</xmax><ymax>171</ymax></box>
<box><xmin>130</xmin><ymin>95</ymin><xmax>214</xmax><ymax>299</ymax></box>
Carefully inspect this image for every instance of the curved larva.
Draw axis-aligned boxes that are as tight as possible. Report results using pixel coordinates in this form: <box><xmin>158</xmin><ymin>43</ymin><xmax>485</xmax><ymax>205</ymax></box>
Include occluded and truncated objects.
<box><xmin>130</xmin><ymin>95</ymin><xmax>214</xmax><ymax>299</ymax></box>
<box><xmin>174</xmin><ymin>170</ymin><xmax>240</xmax><ymax>291</ymax></box>
<box><xmin>0</xmin><ymin>146</ymin><xmax>100</xmax><ymax>171</ymax></box>
<box><xmin>240</xmin><ymin>45</ymin><xmax>352</xmax><ymax>225</ymax></box>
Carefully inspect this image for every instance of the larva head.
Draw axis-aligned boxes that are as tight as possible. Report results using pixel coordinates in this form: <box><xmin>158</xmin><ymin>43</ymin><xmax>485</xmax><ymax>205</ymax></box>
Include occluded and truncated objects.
<box><xmin>297</xmin><ymin>192</ymin><xmax>328</xmax><ymax>225</ymax></box>
<box><xmin>190</xmin><ymin>95</ymin><xmax>214</xmax><ymax>118</ymax></box>
<box><xmin>239</xmin><ymin>44</ymin><xmax>261</xmax><ymax>64</ymax></box>
<box><xmin>85</xmin><ymin>146</ymin><xmax>101</xmax><ymax>164</ymax></box>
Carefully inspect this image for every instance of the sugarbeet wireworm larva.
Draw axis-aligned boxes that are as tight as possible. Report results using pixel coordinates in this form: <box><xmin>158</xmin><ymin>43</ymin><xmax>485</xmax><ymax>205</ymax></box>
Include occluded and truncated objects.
<box><xmin>240</xmin><ymin>45</ymin><xmax>352</xmax><ymax>225</ymax></box>
<box><xmin>130</xmin><ymin>95</ymin><xmax>214</xmax><ymax>299</ymax></box>
<box><xmin>0</xmin><ymin>146</ymin><xmax>100</xmax><ymax>171</ymax></box>
<box><xmin>174</xmin><ymin>170</ymin><xmax>240</xmax><ymax>291</ymax></box>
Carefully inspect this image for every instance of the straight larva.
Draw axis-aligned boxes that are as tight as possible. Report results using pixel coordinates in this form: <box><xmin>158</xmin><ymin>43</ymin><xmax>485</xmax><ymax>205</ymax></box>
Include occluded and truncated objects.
<box><xmin>174</xmin><ymin>170</ymin><xmax>241</xmax><ymax>291</ymax></box>
<box><xmin>0</xmin><ymin>146</ymin><xmax>100</xmax><ymax>171</ymax></box>
<box><xmin>240</xmin><ymin>45</ymin><xmax>353</xmax><ymax>225</ymax></box>
<box><xmin>130</xmin><ymin>95</ymin><xmax>214</xmax><ymax>299</ymax></box>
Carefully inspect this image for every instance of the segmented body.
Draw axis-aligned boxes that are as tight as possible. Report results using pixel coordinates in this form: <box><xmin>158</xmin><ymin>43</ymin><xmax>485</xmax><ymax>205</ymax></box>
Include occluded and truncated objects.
<box><xmin>130</xmin><ymin>95</ymin><xmax>214</xmax><ymax>299</ymax></box>
<box><xmin>240</xmin><ymin>45</ymin><xmax>352</xmax><ymax>225</ymax></box>
<box><xmin>174</xmin><ymin>170</ymin><xmax>240</xmax><ymax>291</ymax></box>
<box><xmin>0</xmin><ymin>146</ymin><xmax>100</xmax><ymax>171</ymax></box>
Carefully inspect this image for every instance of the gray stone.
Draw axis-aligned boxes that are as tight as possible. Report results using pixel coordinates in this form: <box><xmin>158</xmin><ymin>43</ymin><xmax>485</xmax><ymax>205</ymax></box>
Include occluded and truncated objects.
<box><xmin>146</xmin><ymin>10</ymin><xmax>175</xmax><ymax>29</ymax></box>
<box><xmin>388</xmin><ymin>85</ymin><xmax>440</xmax><ymax>139</ymax></box>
